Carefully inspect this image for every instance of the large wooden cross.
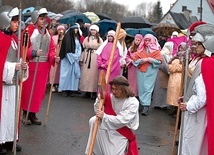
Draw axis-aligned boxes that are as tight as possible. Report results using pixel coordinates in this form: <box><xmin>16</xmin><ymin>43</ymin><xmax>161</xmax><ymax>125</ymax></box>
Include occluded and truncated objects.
<box><xmin>87</xmin><ymin>23</ymin><xmax>121</xmax><ymax>155</ymax></box>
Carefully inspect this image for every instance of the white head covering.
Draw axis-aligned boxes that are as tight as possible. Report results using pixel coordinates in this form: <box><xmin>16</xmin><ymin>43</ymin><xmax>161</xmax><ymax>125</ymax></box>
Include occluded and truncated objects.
<box><xmin>89</xmin><ymin>24</ymin><xmax>99</xmax><ymax>32</ymax></box>
<box><xmin>96</xmin><ymin>30</ymin><xmax>123</xmax><ymax>56</ymax></box>
<box><xmin>171</xmin><ymin>31</ymin><xmax>179</xmax><ymax>38</ymax></box>
<box><xmin>75</xmin><ymin>23</ymin><xmax>83</xmax><ymax>36</ymax></box>
<box><xmin>161</xmin><ymin>41</ymin><xmax>174</xmax><ymax>63</ymax></box>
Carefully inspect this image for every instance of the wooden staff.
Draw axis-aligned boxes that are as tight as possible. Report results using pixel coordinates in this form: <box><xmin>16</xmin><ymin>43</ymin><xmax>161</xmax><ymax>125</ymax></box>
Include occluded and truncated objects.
<box><xmin>87</xmin><ymin>23</ymin><xmax>121</xmax><ymax>155</ymax></box>
<box><xmin>13</xmin><ymin>6</ymin><xmax>22</xmax><ymax>154</ymax></box>
<box><xmin>171</xmin><ymin>62</ymin><xmax>185</xmax><ymax>155</ymax></box>
<box><xmin>44</xmin><ymin>32</ymin><xmax>63</xmax><ymax>126</ymax></box>
<box><xmin>171</xmin><ymin>45</ymin><xmax>190</xmax><ymax>155</ymax></box>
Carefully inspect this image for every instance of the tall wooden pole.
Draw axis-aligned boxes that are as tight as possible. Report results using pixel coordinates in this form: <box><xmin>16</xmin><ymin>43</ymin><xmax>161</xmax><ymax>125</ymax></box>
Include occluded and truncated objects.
<box><xmin>87</xmin><ymin>23</ymin><xmax>121</xmax><ymax>155</ymax></box>
<box><xmin>44</xmin><ymin>32</ymin><xmax>63</xmax><ymax>126</ymax></box>
<box><xmin>13</xmin><ymin>5</ymin><xmax>22</xmax><ymax>154</ymax></box>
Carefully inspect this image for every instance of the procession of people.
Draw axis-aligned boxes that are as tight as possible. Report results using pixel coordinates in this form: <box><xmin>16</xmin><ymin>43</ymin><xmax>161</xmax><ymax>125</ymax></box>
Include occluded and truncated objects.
<box><xmin>0</xmin><ymin>4</ymin><xmax>213</xmax><ymax>155</ymax></box>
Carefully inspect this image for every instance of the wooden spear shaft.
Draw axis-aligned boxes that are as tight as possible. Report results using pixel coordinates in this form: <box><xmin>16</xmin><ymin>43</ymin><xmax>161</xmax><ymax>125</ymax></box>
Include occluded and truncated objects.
<box><xmin>44</xmin><ymin>33</ymin><xmax>63</xmax><ymax>126</ymax></box>
<box><xmin>13</xmin><ymin>7</ymin><xmax>22</xmax><ymax>154</ymax></box>
<box><xmin>87</xmin><ymin>23</ymin><xmax>121</xmax><ymax>155</ymax></box>
<box><xmin>171</xmin><ymin>62</ymin><xmax>185</xmax><ymax>155</ymax></box>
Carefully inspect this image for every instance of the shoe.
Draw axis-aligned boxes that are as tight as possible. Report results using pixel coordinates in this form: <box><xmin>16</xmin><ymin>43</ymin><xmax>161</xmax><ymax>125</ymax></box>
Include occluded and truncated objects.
<box><xmin>0</xmin><ymin>148</ymin><xmax>6</xmax><ymax>155</ymax></box>
<box><xmin>52</xmin><ymin>87</ymin><xmax>56</xmax><ymax>92</ymax></box>
<box><xmin>29</xmin><ymin>113</ymin><xmax>42</xmax><ymax>125</ymax></box>
<box><xmin>0</xmin><ymin>144</ymin><xmax>6</xmax><ymax>155</ymax></box>
<box><xmin>62</xmin><ymin>91</ymin><xmax>68</xmax><ymax>97</ymax></box>
<box><xmin>138</xmin><ymin>104</ymin><xmax>143</xmax><ymax>113</ymax></box>
<box><xmin>16</xmin><ymin>144</ymin><xmax>22</xmax><ymax>152</ymax></box>
<box><xmin>21</xmin><ymin>111</ymin><xmax>32</xmax><ymax>125</ymax></box>
<box><xmin>68</xmin><ymin>91</ymin><xmax>74</xmax><ymax>97</ymax></box>
<box><xmin>141</xmin><ymin>106</ymin><xmax>149</xmax><ymax>116</ymax></box>
<box><xmin>83</xmin><ymin>92</ymin><xmax>90</xmax><ymax>98</ymax></box>
<box><xmin>4</xmin><ymin>142</ymin><xmax>22</xmax><ymax>152</ymax></box>
<box><xmin>90</xmin><ymin>92</ymin><xmax>97</xmax><ymax>99</ymax></box>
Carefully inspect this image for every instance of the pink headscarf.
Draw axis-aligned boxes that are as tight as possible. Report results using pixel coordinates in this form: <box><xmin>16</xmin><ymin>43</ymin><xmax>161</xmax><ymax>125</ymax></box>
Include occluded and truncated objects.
<box><xmin>135</xmin><ymin>34</ymin><xmax>143</xmax><ymax>39</ymax></box>
<box><xmin>138</xmin><ymin>34</ymin><xmax>161</xmax><ymax>53</ymax></box>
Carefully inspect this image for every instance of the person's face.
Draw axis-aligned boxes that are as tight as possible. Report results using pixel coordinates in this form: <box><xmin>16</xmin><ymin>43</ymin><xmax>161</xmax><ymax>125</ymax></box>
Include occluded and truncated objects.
<box><xmin>144</xmin><ymin>38</ymin><xmax>150</xmax><ymax>46</ymax></box>
<box><xmin>90</xmin><ymin>29</ymin><xmax>97</xmax><ymax>36</ymax></box>
<box><xmin>108</xmin><ymin>35</ymin><xmax>114</xmax><ymax>42</ymax></box>
<box><xmin>74</xmin><ymin>28</ymin><xmax>78</xmax><ymax>34</ymax></box>
<box><xmin>134</xmin><ymin>38</ymin><xmax>141</xmax><ymax>46</ymax></box>
<box><xmin>110</xmin><ymin>84</ymin><xmax>122</xmax><ymax>98</ymax></box>
<box><xmin>178</xmin><ymin>45</ymin><xmax>184</xmax><ymax>52</ymax></box>
<box><xmin>36</xmin><ymin>15</ymin><xmax>47</xmax><ymax>29</ymax></box>
<box><xmin>57</xmin><ymin>29</ymin><xmax>64</xmax><ymax>35</ymax></box>
<box><xmin>9</xmin><ymin>18</ymin><xmax>19</xmax><ymax>32</ymax></box>
<box><xmin>194</xmin><ymin>42</ymin><xmax>205</xmax><ymax>55</ymax></box>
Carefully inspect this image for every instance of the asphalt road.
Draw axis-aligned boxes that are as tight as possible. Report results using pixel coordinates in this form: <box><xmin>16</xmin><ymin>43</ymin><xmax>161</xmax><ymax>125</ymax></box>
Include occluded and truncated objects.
<box><xmin>7</xmin><ymin>91</ymin><xmax>177</xmax><ymax>155</ymax></box>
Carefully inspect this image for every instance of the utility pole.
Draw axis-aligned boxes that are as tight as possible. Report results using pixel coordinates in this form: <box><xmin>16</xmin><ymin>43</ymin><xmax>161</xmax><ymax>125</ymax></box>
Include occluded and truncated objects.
<box><xmin>199</xmin><ymin>0</ymin><xmax>203</xmax><ymax>21</ymax></box>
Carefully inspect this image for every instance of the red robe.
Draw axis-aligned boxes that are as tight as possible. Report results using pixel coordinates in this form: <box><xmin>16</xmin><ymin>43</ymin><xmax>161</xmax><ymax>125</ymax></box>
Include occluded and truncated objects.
<box><xmin>104</xmin><ymin>94</ymin><xmax>138</xmax><ymax>155</ymax></box>
<box><xmin>0</xmin><ymin>31</ymin><xmax>13</xmax><ymax>119</ymax></box>
<box><xmin>201</xmin><ymin>55</ymin><xmax>214</xmax><ymax>155</ymax></box>
<box><xmin>21</xmin><ymin>24</ymin><xmax>56</xmax><ymax>113</ymax></box>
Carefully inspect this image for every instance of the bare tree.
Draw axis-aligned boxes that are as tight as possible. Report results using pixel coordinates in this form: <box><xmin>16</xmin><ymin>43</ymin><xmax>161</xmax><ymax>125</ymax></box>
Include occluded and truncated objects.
<box><xmin>1</xmin><ymin>0</ymin><xmax>75</xmax><ymax>13</ymax></box>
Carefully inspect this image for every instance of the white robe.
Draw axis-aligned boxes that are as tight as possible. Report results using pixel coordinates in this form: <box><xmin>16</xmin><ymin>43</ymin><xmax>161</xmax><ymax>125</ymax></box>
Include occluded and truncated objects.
<box><xmin>178</xmin><ymin>74</ymin><xmax>208</xmax><ymax>155</ymax></box>
<box><xmin>0</xmin><ymin>61</ymin><xmax>28</xmax><ymax>144</ymax></box>
<box><xmin>85</xmin><ymin>94</ymin><xmax>139</xmax><ymax>155</ymax></box>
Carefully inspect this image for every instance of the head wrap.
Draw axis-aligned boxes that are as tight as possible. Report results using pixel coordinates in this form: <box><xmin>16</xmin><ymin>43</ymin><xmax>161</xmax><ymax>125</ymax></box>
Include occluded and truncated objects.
<box><xmin>109</xmin><ymin>76</ymin><xmax>129</xmax><ymax>86</ymax></box>
<box><xmin>89</xmin><ymin>24</ymin><xmax>99</xmax><ymax>32</ymax></box>
<box><xmin>139</xmin><ymin>34</ymin><xmax>161</xmax><ymax>53</ymax></box>
<box><xmin>107</xmin><ymin>30</ymin><xmax>115</xmax><ymax>37</ymax></box>
<box><xmin>57</xmin><ymin>25</ymin><xmax>65</xmax><ymax>31</ymax></box>
<box><xmin>161</xmin><ymin>41</ymin><xmax>174</xmax><ymax>63</ymax></box>
<box><xmin>72</xmin><ymin>23</ymin><xmax>82</xmax><ymax>36</ymax></box>
<box><xmin>135</xmin><ymin>34</ymin><xmax>143</xmax><ymax>40</ymax></box>
<box><xmin>118</xmin><ymin>29</ymin><xmax>126</xmax><ymax>40</ymax></box>
<box><xmin>171</xmin><ymin>31</ymin><xmax>179</xmax><ymax>38</ymax></box>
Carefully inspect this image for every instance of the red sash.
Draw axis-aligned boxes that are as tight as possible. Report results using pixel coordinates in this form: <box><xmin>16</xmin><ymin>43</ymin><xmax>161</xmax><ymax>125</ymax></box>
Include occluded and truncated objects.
<box><xmin>0</xmin><ymin>31</ymin><xmax>13</xmax><ymax>119</ymax></box>
<box><xmin>104</xmin><ymin>94</ymin><xmax>138</xmax><ymax>155</ymax></box>
<box><xmin>201</xmin><ymin>55</ymin><xmax>214</xmax><ymax>155</ymax></box>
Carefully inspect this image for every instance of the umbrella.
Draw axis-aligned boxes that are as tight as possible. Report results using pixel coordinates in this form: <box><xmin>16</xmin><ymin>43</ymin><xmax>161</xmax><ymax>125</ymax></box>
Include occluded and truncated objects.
<box><xmin>83</xmin><ymin>11</ymin><xmax>100</xmax><ymax>23</ymax></box>
<box><xmin>152</xmin><ymin>22</ymin><xmax>181</xmax><ymax>37</ymax></box>
<box><xmin>58</xmin><ymin>11</ymin><xmax>91</xmax><ymax>24</ymax></box>
<box><xmin>22</xmin><ymin>7</ymin><xmax>35</xmax><ymax>14</ymax></box>
<box><xmin>96</xmin><ymin>13</ymin><xmax>111</xmax><ymax>20</ymax></box>
<box><xmin>126</xmin><ymin>28</ymin><xmax>157</xmax><ymax>37</ymax></box>
<box><xmin>96</xmin><ymin>19</ymin><xmax>117</xmax><ymax>37</ymax></box>
<box><xmin>121</xmin><ymin>16</ymin><xmax>152</xmax><ymax>29</ymax></box>
<box><xmin>60</xmin><ymin>9</ymin><xmax>77</xmax><ymax>15</ymax></box>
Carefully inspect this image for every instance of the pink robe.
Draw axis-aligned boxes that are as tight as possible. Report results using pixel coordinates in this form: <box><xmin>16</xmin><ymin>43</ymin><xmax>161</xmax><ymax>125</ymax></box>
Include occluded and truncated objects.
<box><xmin>126</xmin><ymin>50</ymin><xmax>138</xmax><ymax>96</ymax></box>
<box><xmin>97</xmin><ymin>42</ymin><xmax>121</xmax><ymax>93</ymax></box>
<box><xmin>49</xmin><ymin>34</ymin><xmax>60</xmax><ymax>84</ymax></box>
<box><xmin>21</xmin><ymin>25</ymin><xmax>56</xmax><ymax>113</ymax></box>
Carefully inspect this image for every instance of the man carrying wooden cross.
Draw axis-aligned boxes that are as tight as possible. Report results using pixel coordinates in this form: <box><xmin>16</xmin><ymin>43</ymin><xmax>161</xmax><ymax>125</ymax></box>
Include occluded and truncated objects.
<box><xmin>85</xmin><ymin>75</ymin><xmax>139</xmax><ymax>155</ymax></box>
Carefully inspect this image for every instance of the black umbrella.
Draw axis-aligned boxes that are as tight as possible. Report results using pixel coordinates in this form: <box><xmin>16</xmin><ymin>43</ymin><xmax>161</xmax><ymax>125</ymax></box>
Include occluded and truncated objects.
<box><xmin>120</xmin><ymin>16</ymin><xmax>152</xmax><ymax>29</ymax></box>
<box><xmin>96</xmin><ymin>13</ymin><xmax>111</xmax><ymax>20</ymax></box>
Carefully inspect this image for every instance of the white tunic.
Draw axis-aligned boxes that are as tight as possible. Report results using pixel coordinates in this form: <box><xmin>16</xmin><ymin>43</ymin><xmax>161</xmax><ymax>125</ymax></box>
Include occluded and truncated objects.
<box><xmin>85</xmin><ymin>94</ymin><xmax>139</xmax><ymax>155</ymax></box>
<box><xmin>178</xmin><ymin>74</ymin><xmax>208</xmax><ymax>155</ymax></box>
<box><xmin>0</xmin><ymin>61</ymin><xmax>28</xmax><ymax>144</ymax></box>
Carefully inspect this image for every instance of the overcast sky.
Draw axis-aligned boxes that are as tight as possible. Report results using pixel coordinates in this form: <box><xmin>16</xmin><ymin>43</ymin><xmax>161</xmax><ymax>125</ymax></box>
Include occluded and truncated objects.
<box><xmin>111</xmin><ymin>0</ymin><xmax>177</xmax><ymax>14</ymax></box>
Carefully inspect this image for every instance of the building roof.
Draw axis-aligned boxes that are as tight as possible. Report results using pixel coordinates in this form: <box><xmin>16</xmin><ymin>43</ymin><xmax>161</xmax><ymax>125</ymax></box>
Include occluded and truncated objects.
<box><xmin>170</xmin><ymin>0</ymin><xmax>214</xmax><ymax>24</ymax></box>
<box><xmin>170</xmin><ymin>11</ymin><xmax>191</xmax><ymax>29</ymax></box>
